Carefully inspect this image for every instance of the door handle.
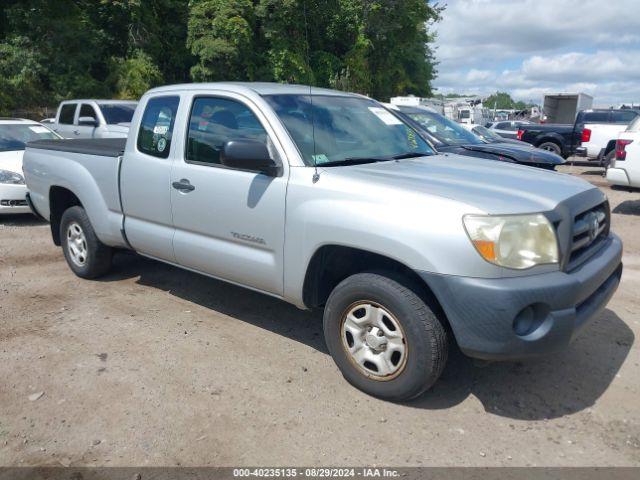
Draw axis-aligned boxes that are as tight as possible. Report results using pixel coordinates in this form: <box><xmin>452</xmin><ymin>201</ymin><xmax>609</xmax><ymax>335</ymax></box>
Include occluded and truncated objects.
<box><xmin>73</xmin><ymin>130</ymin><xmax>80</xmax><ymax>135</ymax></box>
<box><xmin>172</xmin><ymin>179</ymin><xmax>195</xmax><ymax>192</ymax></box>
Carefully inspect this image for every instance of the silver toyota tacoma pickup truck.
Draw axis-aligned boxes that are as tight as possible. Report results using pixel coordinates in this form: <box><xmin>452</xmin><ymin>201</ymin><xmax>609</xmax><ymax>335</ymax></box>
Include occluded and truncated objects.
<box><xmin>23</xmin><ymin>83</ymin><xmax>623</xmax><ymax>401</ymax></box>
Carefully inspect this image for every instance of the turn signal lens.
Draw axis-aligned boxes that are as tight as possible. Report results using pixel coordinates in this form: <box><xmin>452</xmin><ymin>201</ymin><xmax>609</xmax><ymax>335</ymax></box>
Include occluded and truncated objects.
<box><xmin>472</xmin><ymin>240</ymin><xmax>496</xmax><ymax>262</ymax></box>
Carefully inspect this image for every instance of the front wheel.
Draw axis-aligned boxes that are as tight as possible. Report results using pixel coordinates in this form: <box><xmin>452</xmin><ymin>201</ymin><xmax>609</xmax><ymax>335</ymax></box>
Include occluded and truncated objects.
<box><xmin>323</xmin><ymin>273</ymin><xmax>448</xmax><ymax>401</ymax></box>
<box><xmin>60</xmin><ymin>206</ymin><xmax>112</xmax><ymax>279</ymax></box>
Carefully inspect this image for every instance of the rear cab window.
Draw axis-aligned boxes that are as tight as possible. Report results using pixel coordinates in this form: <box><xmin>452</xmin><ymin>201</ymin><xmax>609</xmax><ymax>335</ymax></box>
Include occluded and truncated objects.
<box><xmin>59</xmin><ymin>104</ymin><xmax>77</xmax><ymax>124</ymax></box>
<box><xmin>137</xmin><ymin>96</ymin><xmax>180</xmax><ymax>158</ymax></box>
<box><xmin>582</xmin><ymin>111</ymin><xmax>610</xmax><ymax>123</ymax></box>
<box><xmin>611</xmin><ymin>110</ymin><xmax>638</xmax><ymax>124</ymax></box>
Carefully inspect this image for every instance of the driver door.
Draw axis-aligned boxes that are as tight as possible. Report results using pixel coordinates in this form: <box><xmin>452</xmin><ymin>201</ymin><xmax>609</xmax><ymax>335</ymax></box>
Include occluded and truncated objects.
<box><xmin>170</xmin><ymin>93</ymin><xmax>288</xmax><ymax>296</ymax></box>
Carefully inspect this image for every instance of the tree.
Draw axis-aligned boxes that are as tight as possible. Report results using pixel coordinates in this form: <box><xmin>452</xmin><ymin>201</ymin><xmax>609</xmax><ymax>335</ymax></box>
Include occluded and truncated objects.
<box><xmin>109</xmin><ymin>50</ymin><xmax>164</xmax><ymax>99</ymax></box>
<box><xmin>0</xmin><ymin>0</ymin><xmax>442</xmax><ymax>113</ymax></box>
<box><xmin>484</xmin><ymin>91</ymin><xmax>533</xmax><ymax>110</ymax></box>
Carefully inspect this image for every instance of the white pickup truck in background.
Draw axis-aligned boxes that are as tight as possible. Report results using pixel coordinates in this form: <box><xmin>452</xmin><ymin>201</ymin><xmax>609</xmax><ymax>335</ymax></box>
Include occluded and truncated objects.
<box><xmin>577</xmin><ymin>109</ymin><xmax>640</xmax><ymax>164</ymax></box>
<box><xmin>51</xmin><ymin>99</ymin><xmax>138</xmax><ymax>139</ymax></box>
<box><xmin>607</xmin><ymin>115</ymin><xmax>640</xmax><ymax>188</ymax></box>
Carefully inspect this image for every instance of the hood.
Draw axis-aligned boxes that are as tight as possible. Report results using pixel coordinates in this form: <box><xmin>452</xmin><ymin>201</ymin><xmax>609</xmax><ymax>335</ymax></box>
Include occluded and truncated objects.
<box><xmin>0</xmin><ymin>150</ymin><xmax>24</xmax><ymax>174</ymax></box>
<box><xmin>321</xmin><ymin>154</ymin><xmax>597</xmax><ymax>215</ymax></box>
<box><xmin>461</xmin><ymin>142</ymin><xmax>565</xmax><ymax>165</ymax></box>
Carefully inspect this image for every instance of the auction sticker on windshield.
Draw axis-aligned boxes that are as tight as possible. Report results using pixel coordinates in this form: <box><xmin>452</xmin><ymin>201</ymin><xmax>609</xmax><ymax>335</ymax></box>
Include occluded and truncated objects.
<box><xmin>368</xmin><ymin>107</ymin><xmax>403</xmax><ymax>126</ymax></box>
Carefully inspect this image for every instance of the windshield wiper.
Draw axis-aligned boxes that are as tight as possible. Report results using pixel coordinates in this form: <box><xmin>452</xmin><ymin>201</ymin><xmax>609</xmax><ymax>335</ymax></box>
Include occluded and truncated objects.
<box><xmin>391</xmin><ymin>151</ymin><xmax>432</xmax><ymax>159</ymax></box>
<box><xmin>319</xmin><ymin>157</ymin><xmax>392</xmax><ymax>167</ymax></box>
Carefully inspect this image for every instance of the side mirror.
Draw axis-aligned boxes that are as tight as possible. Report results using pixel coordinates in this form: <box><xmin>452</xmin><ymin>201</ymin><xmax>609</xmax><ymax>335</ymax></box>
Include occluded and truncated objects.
<box><xmin>220</xmin><ymin>139</ymin><xmax>280</xmax><ymax>176</ymax></box>
<box><xmin>78</xmin><ymin>116</ymin><xmax>98</xmax><ymax>127</ymax></box>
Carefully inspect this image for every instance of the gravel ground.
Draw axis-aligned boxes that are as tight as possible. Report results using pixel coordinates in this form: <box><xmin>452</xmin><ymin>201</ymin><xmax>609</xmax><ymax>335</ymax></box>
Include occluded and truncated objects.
<box><xmin>0</xmin><ymin>164</ymin><xmax>639</xmax><ymax>467</ymax></box>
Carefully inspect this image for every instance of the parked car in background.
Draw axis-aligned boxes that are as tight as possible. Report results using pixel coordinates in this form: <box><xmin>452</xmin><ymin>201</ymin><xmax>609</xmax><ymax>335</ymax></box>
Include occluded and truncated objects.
<box><xmin>461</xmin><ymin>123</ymin><xmax>525</xmax><ymax>145</ymax></box>
<box><xmin>578</xmin><ymin>109</ymin><xmax>640</xmax><ymax>166</ymax></box>
<box><xmin>24</xmin><ymin>82</ymin><xmax>621</xmax><ymax>401</ymax></box>
<box><xmin>517</xmin><ymin>109</ymin><xmax>640</xmax><ymax>160</ymax></box>
<box><xmin>487</xmin><ymin>120</ymin><xmax>534</xmax><ymax>140</ymax></box>
<box><xmin>51</xmin><ymin>100</ymin><xmax>137</xmax><ymax>139</ymax></box>
<box><xmin>606</xmin><ymin>115</ymin><xmax>640</xmax><ymax>188</ymax></box>
<box><xmin>0</xmin><ymin>118</ymin><xmax>61</xmax><ymax>215</ymax></box>
<box><xmin>389</xmin><ymin>105</ymin><xmax>564</xmax><ymax>169</ymax></box>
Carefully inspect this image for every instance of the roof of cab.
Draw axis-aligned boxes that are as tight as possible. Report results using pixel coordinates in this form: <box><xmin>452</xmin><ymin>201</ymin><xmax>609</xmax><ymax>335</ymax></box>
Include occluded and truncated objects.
<box><xmin>145</xmin><ymin>82</ymin><xmax>364</xmax><ymax>98</ymax></box>
<box><xmin>0</xmin><ymin>118</ymin><xmax>41</xmax><ymax>125</ymax></box>
<box><xmin>58</xmin><ymin>99</ymin><xmax>138</xmax><ymax>105</ymax></box>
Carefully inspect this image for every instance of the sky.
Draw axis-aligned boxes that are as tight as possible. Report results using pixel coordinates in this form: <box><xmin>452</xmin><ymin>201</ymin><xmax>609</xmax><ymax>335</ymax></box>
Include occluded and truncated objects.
<box><xmin>432</xmin><ymin>0</ymin><xmax>640</xmax><ymax>106</ymax></box>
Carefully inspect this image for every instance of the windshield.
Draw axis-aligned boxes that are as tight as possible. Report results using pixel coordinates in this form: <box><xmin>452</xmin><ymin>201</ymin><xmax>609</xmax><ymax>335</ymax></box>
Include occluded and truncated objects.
<box><xmin>471</xmin><ymin>125</ymin><xmax>503</xmax><ymax>142</ymax></box>
<box><xmin>0</xmin><ymin>124</ymin><xmax>60</xmax><ymax>152</ymax></box>
<box><xmin>263</xmin><ymin>94</ymin><xmax>433</xmax><ymax>166</ymax></box>
<box><xmin>100</xmin><ymin>103</ymin><xmax>136</xmax><ymax>125</ymax></box>
<box><xmin>405</xmin><ymin>110</ymin><xmax>482</xmax><ymax>146</ymax></box>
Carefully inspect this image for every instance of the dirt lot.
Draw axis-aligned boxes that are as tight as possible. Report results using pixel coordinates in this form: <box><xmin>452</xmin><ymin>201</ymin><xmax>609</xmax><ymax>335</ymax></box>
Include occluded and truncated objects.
<box><xmin>1</xmin><ymin>164</ymin><xmax>639</xmax><ymax>467</ymax></box>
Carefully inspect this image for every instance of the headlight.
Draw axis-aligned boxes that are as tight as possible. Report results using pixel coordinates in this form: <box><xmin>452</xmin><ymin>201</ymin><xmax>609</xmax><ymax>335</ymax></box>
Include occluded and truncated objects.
<box><xmin>0</xmin><ymin>169</ymin><xmax>25</xmax><ymax>185</ymax></box>
<box><xmin>463</xmin><ymin>213</ymin><xmax>559</xmax><ymax>269</ymax></box>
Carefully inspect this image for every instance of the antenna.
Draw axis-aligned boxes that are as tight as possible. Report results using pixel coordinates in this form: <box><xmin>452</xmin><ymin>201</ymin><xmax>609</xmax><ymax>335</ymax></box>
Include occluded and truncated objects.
<box><xmin>302</xmin><ymin>0</ymin><xmax>320</xmax><ymax>183</ymax></box>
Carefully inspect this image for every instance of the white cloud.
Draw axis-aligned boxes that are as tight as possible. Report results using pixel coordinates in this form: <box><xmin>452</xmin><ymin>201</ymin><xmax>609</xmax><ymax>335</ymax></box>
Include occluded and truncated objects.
<box><xmin>432</xmin><ymin>0</ymin><xmax>640</xmax><ymax>104</ymax></box>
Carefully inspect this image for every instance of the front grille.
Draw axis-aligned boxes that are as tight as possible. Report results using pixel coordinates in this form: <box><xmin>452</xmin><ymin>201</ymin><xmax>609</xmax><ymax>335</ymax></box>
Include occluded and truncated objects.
<box><xmin>567</xmin><ymin>201</ymin><xmax>610</xmax><ymax>270</ymax></box>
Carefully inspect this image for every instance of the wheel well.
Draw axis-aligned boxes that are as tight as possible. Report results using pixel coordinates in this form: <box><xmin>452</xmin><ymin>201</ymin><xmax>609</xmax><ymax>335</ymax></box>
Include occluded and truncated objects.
<box><xmin>302</xmin><ymin>245</ymin><xmax>444</xmax><ymax>315</ymax></box>
<box><xmin>536</xmin><ymin>138</ymin><xmax>561</xmax><ymax>147</ymax></box>
<box><xmin>49</xmin><ymin>186</ymin><xmax>82</xmax><ymax>245</ymax></box>
<box><xmin>604</xmin><ymin>139</ymin><xmax>617</xmax><ymax>157</ymax></box>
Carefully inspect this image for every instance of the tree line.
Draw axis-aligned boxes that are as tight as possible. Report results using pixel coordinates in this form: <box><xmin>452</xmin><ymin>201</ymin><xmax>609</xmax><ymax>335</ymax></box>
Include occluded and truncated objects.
<box><xmin>0</xmin><ymin>0</ymin><xmax>442</xmax><ymax>115</ymax></box>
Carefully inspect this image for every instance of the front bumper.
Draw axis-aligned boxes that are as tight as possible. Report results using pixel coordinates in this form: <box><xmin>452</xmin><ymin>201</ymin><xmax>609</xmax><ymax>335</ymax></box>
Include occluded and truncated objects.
<box><xmin>418</xmin><ymin>234</ymin><xmax>623</xmax><ymax>360</ymax></box>
<box><xmin>0</xmin><ymin>183</ymin><xmax>30</xmax><ymax>215</ymax></box>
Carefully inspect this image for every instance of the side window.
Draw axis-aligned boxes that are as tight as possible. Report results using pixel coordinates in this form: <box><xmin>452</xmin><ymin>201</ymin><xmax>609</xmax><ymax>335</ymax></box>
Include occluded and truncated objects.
<box><xmin>496</xmin><ymin>122</ymin><xmax>511</xmax><ymax>130</ymax></box>
<box><xmin>79</xmin><ymin>104</ymin><xmax>98</xmax><ymax>120</ymax></box>
<box><xmin>59</xmin><ymin>104</ymin><xmax>77</xmax><ymax>125</ymax></box>
<box><xmin>137</xmin><ymin>96</ymin><xmax>180</xmax><ymax>159</ymax></box>
<box><xmin>186</xmin><ymin>97</ymin><xmax>268</xmax><ymax>166</ymax></box>
<box><xmin>611</xmin><ymin>110</ymin><xmax>638</xmax><ymax>124</ymax></box>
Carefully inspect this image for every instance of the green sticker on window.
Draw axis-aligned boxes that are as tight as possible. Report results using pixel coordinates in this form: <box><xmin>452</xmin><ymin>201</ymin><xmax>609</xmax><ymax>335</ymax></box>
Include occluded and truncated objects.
<box><xmin>312</xmin><ymin>154</ymin><xmax>329</xmax><ymax>164</ymax></box>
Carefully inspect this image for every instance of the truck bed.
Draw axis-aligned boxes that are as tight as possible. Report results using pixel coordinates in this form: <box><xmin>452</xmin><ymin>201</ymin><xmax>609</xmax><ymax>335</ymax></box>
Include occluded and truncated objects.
<box><xmin>24</xmin><ymin>138</ymin><xmax>128</xmax><ymax>248</ymax></box>
<box><xmin>27</xmin><ymin>138</ymin><xmax>126</xmax><ymax>157</ymax></box>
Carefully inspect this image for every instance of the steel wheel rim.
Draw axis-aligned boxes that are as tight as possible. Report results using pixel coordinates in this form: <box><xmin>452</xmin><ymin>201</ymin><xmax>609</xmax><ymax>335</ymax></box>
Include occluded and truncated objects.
<box><xmin>340</xmin><ymin>301</ymin><xmax>408</xmax><ymax>381</ymax></box>
<box><xmin>66</xmin><ymin>222</ymin><xmax>88</xmax><ymax>267</ymax></box>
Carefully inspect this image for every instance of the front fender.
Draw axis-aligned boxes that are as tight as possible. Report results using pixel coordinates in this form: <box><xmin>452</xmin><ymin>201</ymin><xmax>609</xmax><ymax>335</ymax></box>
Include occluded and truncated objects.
<box><xmin>281</xmin><ymin>168</ymin><xmax>498</xmax><ymax>307</ymax></box>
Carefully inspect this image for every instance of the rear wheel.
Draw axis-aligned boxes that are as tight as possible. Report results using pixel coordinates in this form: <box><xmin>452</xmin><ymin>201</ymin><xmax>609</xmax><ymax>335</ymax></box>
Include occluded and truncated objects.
<box><xmin>537</xmin><ymin>141</ymin><xmax>562</xmax><ymax>156</ymax></box>
<box><xmin>60</xmin><ymin>206</ymin><xmax>112</xmax><ymax>279</ymax></box>
<box><xmin>323</xmin><ymin>272</ymin><xmax>448</xmax><ymax>401</ymax></box>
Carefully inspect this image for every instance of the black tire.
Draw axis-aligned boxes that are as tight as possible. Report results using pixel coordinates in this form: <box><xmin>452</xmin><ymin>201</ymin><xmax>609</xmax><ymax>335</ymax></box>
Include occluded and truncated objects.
<box><xmin>323</xmin><ymin>272</ymin><xmax>448</xmax><ymax>401</ymax></box>
<box><xmin>60</xmin><ymin>206</ymin><xmax>112</xmax><ymax>279</ymax></box>
<box><xmin>537</xmin><ymin>141</ymin><xmax>562</xmax><ymax>156</ymax></box>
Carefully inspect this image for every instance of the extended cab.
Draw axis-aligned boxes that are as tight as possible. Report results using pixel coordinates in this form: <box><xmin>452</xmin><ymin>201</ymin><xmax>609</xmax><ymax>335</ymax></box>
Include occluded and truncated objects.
<box><xmin>52</xmin><ymin>100</ymin><xmax>138</xmax><ymax>139</ymax></box>
<box><xmin>24</xmin><ymin>83</ymin><xmax>623</xmax><ymax>401</ymax></box>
